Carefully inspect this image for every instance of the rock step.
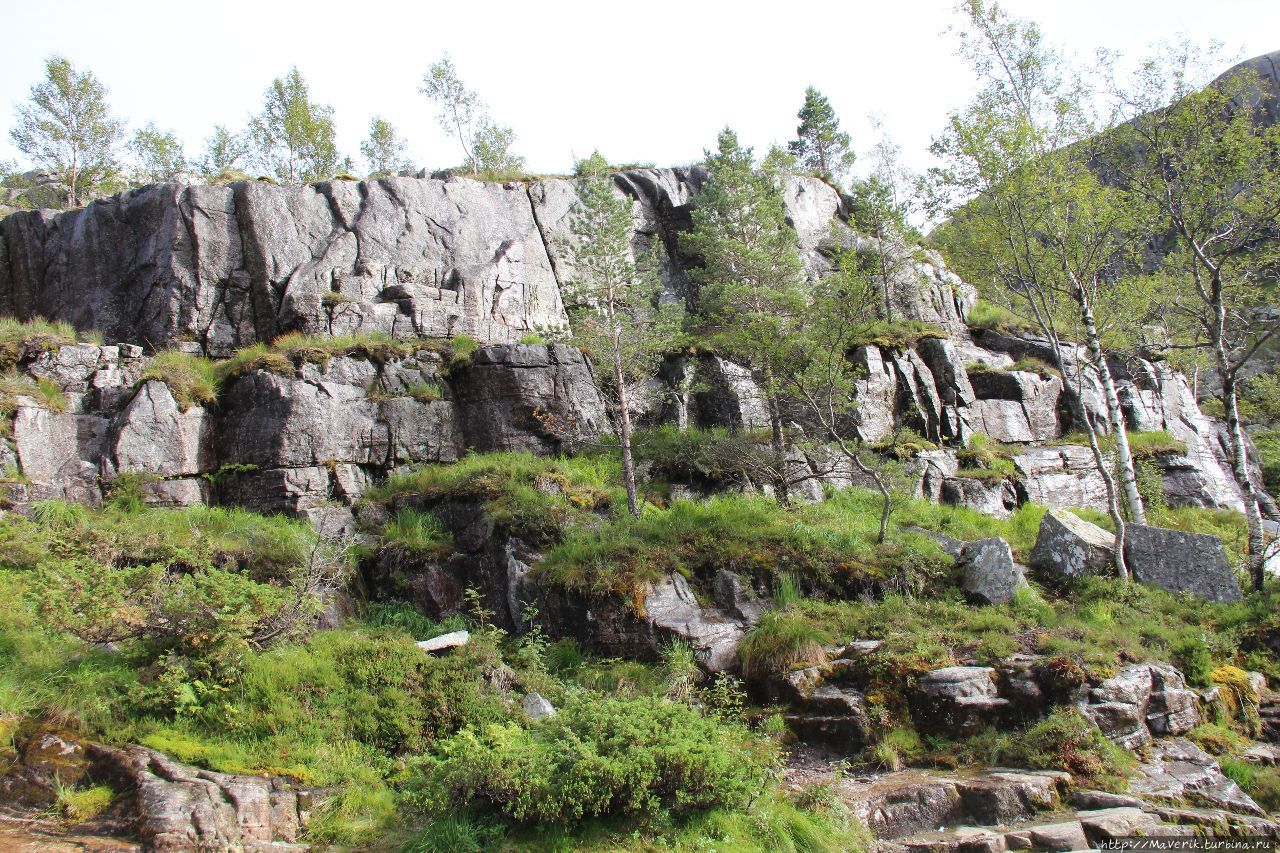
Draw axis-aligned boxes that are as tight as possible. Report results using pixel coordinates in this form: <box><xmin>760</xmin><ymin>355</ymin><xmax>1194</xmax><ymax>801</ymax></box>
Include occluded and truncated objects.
<box><xmin>835</xmin><ymin>768</ymin><xmax>1071</xmax><ymax>840</ymax></box>
<box><xmin>1260</xmin><ymin>695</ymin><xmax>1280</xmax><ymax>743</ymax></box>
<box><xmin>886</xmin><ymin>807</ymin><xmax>1193</xmax><ymax>853</ymax></box>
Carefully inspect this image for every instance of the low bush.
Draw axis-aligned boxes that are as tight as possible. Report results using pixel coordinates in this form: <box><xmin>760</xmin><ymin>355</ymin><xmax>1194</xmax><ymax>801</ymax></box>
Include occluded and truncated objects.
<box><xmin>737</xmin><ymin>610</ymin><xmax>828</xmax><ymax>681</ymax></box>
<box><xmin>366</xmin><ymin>451</ymin><xmax>620</xmax><ymax>544</ymax></box>
<box><xmin>848</xmin><ymin>319</ymin><xmax>946</xmax><ymax>349</ymax></box>
<box><xmin>0</xmin><ymin>317</ymin><xmax>85</xmax><ymax>371</ymax></box>
<box><xmin>954</xmin><ymin>708</ymin><xmax>1133</xmax><ymax>786</ymax></box>
<box><xmin>0</xmin><ymin>503</ymin><xmax>341</xmax><ymax>689</ymax></box>
<box><xmin>966</xmin><ymin>300</ymin><xmax>1035</xmax><ymax>334</ymax></box>
<box><xmin>414</xmin><ymin>694</ymin><xmax>775</xmax><ymax>824</ymax></box>
<box><xmin>382</xmin><ymin>509</ymin><xmax>452</xmax><ymax>556</ymax></box>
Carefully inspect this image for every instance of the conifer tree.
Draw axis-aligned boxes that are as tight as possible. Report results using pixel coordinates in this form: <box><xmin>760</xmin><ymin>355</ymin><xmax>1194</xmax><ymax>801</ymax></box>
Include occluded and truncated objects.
<box><xmin>682</xmin><ymin>128</ymin><xmax>810</xmax><ymax>504</ymax></box>
<box><xmin>788</xmin><ymin>87</ymin><xmax>854</xmax><ymax>181</ymax></box>
<box><xmin>563</xmin><ymin>157</ymin><xmax>683</xmax><ymax>516</ymax></box>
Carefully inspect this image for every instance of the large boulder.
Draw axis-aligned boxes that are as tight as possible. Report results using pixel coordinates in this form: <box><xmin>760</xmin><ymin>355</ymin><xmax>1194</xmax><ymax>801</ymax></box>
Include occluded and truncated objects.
<box><xmin>1029</xmin><ymin>510</ymin><xmax>1116</xmax><ymax>580</ymax></box>
<box><xmin>1078</xmin><ymin>664</ymin><xmax>1201</xmax><ymax>749</ymax></box>
<box><xmin>1123</xmin><ymin>525</ymin><xmax>1243</xmax><ymax>603</ymax></box>
<box><xmin>957</xmin><ymin>537</ymin><xmax>1027</xmax><ymax>605</ymax></box>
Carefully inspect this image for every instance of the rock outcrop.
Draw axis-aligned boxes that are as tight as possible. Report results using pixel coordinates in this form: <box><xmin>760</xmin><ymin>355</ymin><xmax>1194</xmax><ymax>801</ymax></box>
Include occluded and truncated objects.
<box><xmin>1124</xmin><ymin>525</ymin><xmax>1244</xmax><ymax>603</ymax></box>
<box><xmin>1030</xmin><ymin>510</ymin><xmax>1116</xmax><ymax>580</ymax></box>
<box><xmin>0</xmin><ymin>724</ymin><xmax>309</xmax><ymax>852</ymax></box>
<box><xmin>4</xmin><ymin>341</ymin><xmax>605</xmax><ymax>516</ymax></box>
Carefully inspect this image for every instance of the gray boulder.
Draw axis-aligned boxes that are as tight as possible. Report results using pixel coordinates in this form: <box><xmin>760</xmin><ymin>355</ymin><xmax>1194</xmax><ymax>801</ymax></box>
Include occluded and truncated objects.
<box><xmin>522</xmin><ymin>693</ymin><xmax>557</xmax><ymax>721</ymax></box>
<box><xmin>957</xmin><ymin>537</ymin><xmax>1027</xmax><ymax>605</ymax></box>
<box><xmin>1030</xmin><ymin>510</ymin><xmax>1116</xmax><ymax>580</ymax></box>
<box><xmin>1130</xmin><ymin>738</ymin><xmax>1263</xmax><ymax>816</ymax></box>
<box><xmin>911</xmin><ymin>666</ymin><xmax>1011</xmax><ymax>736</ymax></box>
<box><xmin>1124</xmin><ymin>525</ymin><xmax>1243</xmax><ymax>603</ymax></box>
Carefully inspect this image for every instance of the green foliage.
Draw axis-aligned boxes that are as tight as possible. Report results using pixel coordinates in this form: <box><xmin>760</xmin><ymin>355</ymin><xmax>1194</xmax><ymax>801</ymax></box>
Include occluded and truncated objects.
<box><xmin>128</xmin><ymin>122</ymin><xmax>186</xmax><ymax>184</ymax></box>
<box><xmin>137</xmin><ymin>350</ymin><xmax>219</xmax><ymax>408</ymax></box>
<box><xmin>787</xmin><ymin>86</ymin><xmax>854</xmax><ymax>181</ymax></box>
<box><xmin>420</xmin><ymin>54</ymin><xmax>523</xmax><ymax>176</ymax></box>
<box><xmin>573</xmin><ymin>149</ymin><xmax>611</xmax><ymax>177</ymax></box>
<box><xmin>1221</xmin><ymin>759</ymin><xmax>1280</xmax><ymax>813</ymax></box>
<box><xmin>368</xmin><ymin>451</ymin><xmax>620</xmax><ymax>544</ymax></box>
<box><xmin>361</xmin><ymin>116</ymin><xmax>411</xmax><ymax>177</ymax></box>
<box><xmin>681</xmin><ymin>128</ymin><xmax>808</xmax><ymax>500</ymax></box>
<box><xmin>952</xmin><ymin>709</ymin><xmax>1133</xmax><ymax>786</ymax></box>
<box><xmin>0</xmin><ymin>317</ymin><xmax>82</xmax><ymax>372</ymax></box>
<box><xmin>55</xmin><ymin>781</ymin><xmax>115</xmax><ymax>821</ymax></box>
<box><xmin>215</xmin><ymin>332</ymin><xmax>418</xmax><ymax>383</ymax></box>
<box><xmin>198</xmin><ymin>125</ymin><xmax>250</xmax><ymax>178</ymax></box>
<box><xmin>10</xmin><ymin>55</ymin><xmax>124</xmax><ymax>206</ymax></box>
<box><xmin>383</xmin><ymin>509</ymin><xmax>452</xmax><ymax>556</ymax></box>
<box><xmin>0</xmin><ymin>503</ymin><xmax>335</xmax><ymax>685</ymax></box>
<box><xmin>415</xmin><ymin>694</ymin><xmax>775</xmax><ymax>824</ymax></box>
<box><xmin>248</xmin><ymin>67</ymin><xmax>342</xmax><ymax>185</ymax></box>
<box><xmin>535</xmin><ymin>489</ymin><xmax>951</xmax><ymax>605</ymax></box>
<box><xmin>737</xmin><ymin>610</ymin><xmax>828</xmax><ymax>682</ymax></box>
<box><xmin>847</xmin><ymin>319</ymin><xmax>946</xmax><ymax>349</ymax></box>
<box><xmin>1187</xmin><ymin>722</ymin><xmax>1250</xmax><ymax>756</ymax></box>
<box><xmin>965</xmin><ymin>299</ymin><xmax>1036</xmax><ymax>334</ymax></box>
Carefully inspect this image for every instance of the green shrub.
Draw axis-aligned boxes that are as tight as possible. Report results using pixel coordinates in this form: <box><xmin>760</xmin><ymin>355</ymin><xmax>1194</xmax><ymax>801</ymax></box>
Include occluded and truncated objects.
<box><xmin>848</xmin><ymin>319</ymin><xmax>946</xmax><ymax>349</ymax></box>
<box><xmin>1188</xmin><ymin>722</ymin><xmax>1249</xmax><ymax>756</ymax></box>
<box><xmin>137</xmin><ymin>351</ymin><xmax>219</xmax><ymax>408</ymax></box>
<box><xmin>0</xmin><ymin>504</ymin><xmax>336</xmax><ymax>687</ymax></box>
<box><xmin>955</xmin><ymin>708</ymin><xmax>1133</xmax><ymax>786</ymax></box>
<box><xmin>415</xmin><ymin>694</ymin><xmax>775</xmax><ymax>824</ymax></box>
<box><xmin>737</xmin><ymin>610</ymin><xmax>828</xmax><ymax>682</ymax></box>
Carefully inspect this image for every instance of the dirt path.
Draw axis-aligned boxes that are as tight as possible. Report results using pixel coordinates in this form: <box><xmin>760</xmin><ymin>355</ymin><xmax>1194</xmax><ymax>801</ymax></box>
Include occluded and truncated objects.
<box><xmin>0</xmin><ymin>813</ymin><xmax>138</xmax><ymax>852</ymax></box>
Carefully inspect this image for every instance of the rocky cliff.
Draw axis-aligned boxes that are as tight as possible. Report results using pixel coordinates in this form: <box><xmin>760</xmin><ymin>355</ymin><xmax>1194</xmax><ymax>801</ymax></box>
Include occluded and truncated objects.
<box><xmin>0</xmin><ymin>169</ymin><xmax>1261</xmax><ymax>526</ymax></box>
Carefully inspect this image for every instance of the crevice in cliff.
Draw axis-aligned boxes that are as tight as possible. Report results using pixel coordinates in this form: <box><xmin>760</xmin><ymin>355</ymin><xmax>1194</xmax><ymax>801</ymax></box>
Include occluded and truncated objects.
<box><xmin>524</xmin><ymin>183</ymin><xmax>565</xmax><ymax>296</ymax></box>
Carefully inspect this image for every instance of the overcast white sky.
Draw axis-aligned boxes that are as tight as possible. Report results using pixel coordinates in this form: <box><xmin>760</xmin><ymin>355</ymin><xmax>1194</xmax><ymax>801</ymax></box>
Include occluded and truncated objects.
<box><xmin>1</xmin><ymin>0</ymin><xmax>1278</xmax><ymax>180</ymax></box>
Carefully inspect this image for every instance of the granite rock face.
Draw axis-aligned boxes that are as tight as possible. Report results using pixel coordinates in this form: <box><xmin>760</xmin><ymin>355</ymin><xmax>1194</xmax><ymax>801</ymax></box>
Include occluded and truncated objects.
<box><xmin>4</xmin><ymin>342</ymin><xmax>604</xmax><ymax>516</ymax></box>
<box><xmin>1</xmin><ymin>178</ymin><xmax>569</xmax><ymax>355</ymax></box>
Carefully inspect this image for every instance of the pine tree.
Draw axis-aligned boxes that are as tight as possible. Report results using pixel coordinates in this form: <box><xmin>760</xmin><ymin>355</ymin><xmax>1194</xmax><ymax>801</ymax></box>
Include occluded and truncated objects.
<box><xmin>563</xmin><ymin>157</ymin><xmax>683</xmax><ymax>516</ymax></box>
<box><xmin>682</xmin><ymin>128</ymin><xmax>810</xmax><ymax>504</ymax></box>
<box><xmin>787</xmin><ymin>87</ymin><xmax>854</xmax><ymax>182</ymax></box>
